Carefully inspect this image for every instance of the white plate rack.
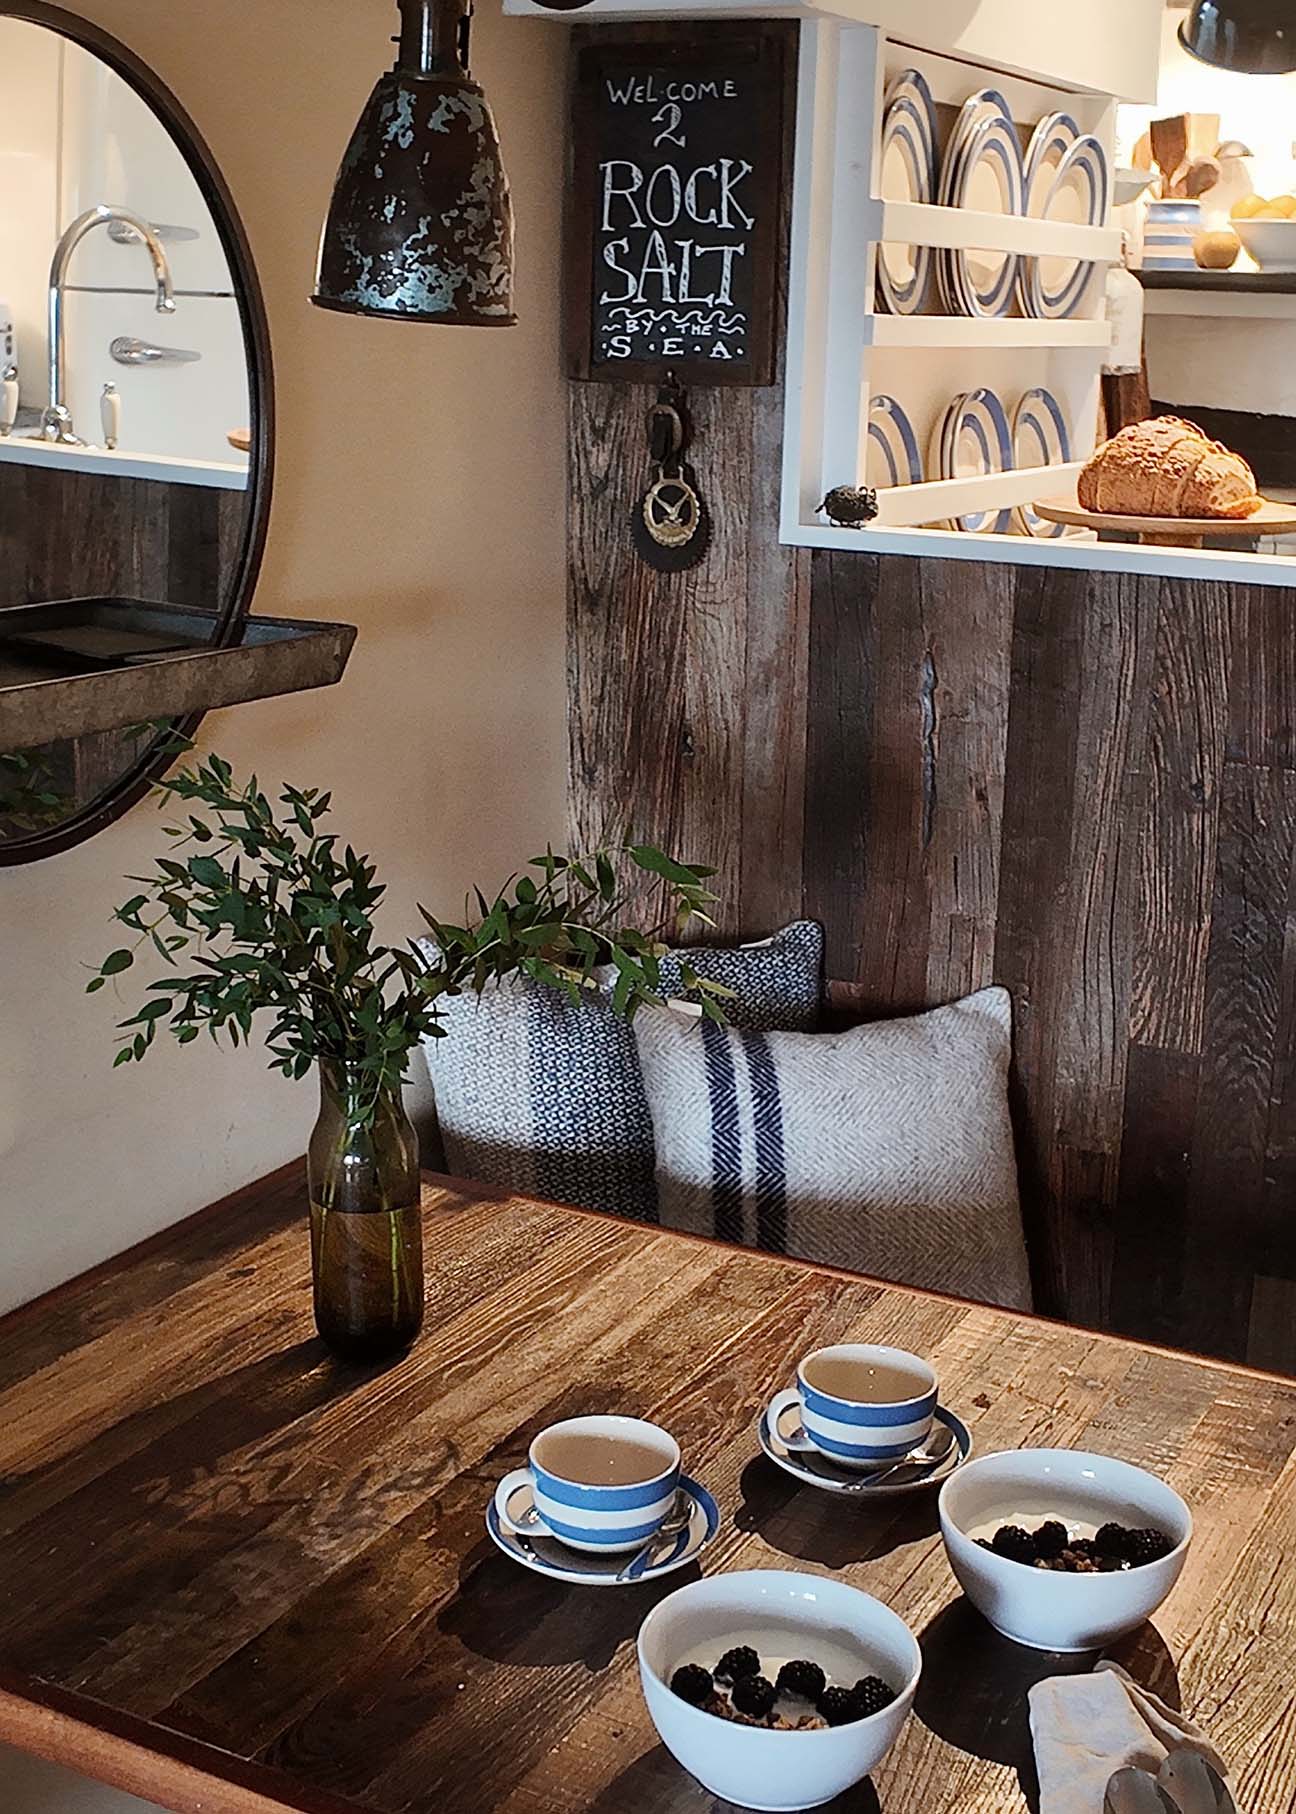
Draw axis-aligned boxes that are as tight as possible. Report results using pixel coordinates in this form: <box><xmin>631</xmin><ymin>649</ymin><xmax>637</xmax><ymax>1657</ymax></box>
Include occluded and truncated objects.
<box><xmin>781</xmin><ymin>22</ymin><xmax>1124</xmax><ymax>554</ymax></box>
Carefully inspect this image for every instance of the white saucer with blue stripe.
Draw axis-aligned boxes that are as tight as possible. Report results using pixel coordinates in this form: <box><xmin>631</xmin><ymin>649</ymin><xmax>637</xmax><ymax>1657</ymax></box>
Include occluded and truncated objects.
<box><xmin>758</xmin><ymin>1400</ymin><xmax>971</xmax><ymax>1498</ymax></box>
<box><xmin>485</xmin><ymin>1472</ymin><xmax>720</xmax><ymax>1586</ymax></box>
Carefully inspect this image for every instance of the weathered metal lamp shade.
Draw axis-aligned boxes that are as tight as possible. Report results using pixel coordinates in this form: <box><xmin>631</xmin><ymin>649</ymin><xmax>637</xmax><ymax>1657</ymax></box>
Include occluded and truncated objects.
<box><xmin>1180</xmin><ymin>0</ymin><xmax>1296</xmax><ymax>74</ymax></box>
<box><xmin>313</xmin><ymin>0</ymin><xmax>515</xmax><ymax>325</ymax></box>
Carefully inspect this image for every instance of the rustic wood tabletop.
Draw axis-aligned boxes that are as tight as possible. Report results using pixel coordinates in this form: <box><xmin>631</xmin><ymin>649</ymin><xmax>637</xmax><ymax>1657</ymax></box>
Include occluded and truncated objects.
<box><xmin>0</xmin><ymin>1165</ymin><xmax>1291</xmax><ymax>1814</ymax></box>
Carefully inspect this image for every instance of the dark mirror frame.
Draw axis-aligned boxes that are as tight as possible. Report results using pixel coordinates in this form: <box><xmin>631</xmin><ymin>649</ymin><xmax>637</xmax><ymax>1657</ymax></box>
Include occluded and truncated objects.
<box><xmin>0</xmin><ymin>0</ymin><xmax>274</xmax><ymax>867</ymax></box>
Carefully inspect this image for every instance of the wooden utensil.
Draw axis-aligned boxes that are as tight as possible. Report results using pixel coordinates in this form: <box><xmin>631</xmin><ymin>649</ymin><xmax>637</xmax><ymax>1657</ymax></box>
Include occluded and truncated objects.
<box><xmin>1187</xmin><ymin>113</ymin><xmax>1221</xmax><ymax>160</ymax></box>
<box><xmin>1181</xmin><ymin>157</ymin><xmax>1221</xmax><ymax>200</ymax></box>
<box><xmin>1151</xmin><ymin>114</ymin><xmax>1189</xmax><ymax>196</ymax></box>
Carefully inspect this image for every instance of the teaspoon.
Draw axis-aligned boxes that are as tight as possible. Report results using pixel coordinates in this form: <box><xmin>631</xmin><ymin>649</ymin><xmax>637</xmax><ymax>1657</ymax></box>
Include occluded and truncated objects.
<box><xmin>839</xmin><ymin>1420</ymin><xmax>957</xmax><ymax>1490</ymax></box>
<box><xmin>1104</xmin><ymin>1767</ymin><xmax>1181</xmax><ymax>1814</ymax></box>
<box><xmin>1158</xmin><ymin>1749</ymin><xmax>1236</xmax><ymax>1814</ymax></box>
<box><xmin>617</xmin><ymin>1487</ymin><xmax>694</xmax><ymax>1582</ymax></box>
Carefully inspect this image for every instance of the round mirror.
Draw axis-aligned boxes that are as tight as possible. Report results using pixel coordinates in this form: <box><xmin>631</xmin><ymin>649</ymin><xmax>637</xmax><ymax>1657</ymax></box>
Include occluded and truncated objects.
<box><xmin>0</xmin><ymin>1</ymin><xmax>271</xmax><ymax>863</ymax></box>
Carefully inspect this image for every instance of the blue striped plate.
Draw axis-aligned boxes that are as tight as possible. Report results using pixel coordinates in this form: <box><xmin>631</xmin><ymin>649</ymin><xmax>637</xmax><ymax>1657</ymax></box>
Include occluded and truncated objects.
<box><xmin>486</xmin><ymin>1472</ymin><xmax>720</xmax><ymax>1586</ymax></box>
<box><xmin>759</xmin><ymin>1400</ymin><xmax>972</xmax><ymax>1498</ymax></box>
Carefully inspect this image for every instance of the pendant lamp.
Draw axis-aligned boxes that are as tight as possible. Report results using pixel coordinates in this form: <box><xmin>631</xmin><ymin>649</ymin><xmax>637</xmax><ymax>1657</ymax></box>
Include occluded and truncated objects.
<box><xmin>313</xmin><ymin>0</ymin><xmax>515</xmax><ymax>324</ymax></box>
<box><xmin>1179</xmin><ymin>0</ymin><xmax>1296</xmax><ymax>75</ymax></box>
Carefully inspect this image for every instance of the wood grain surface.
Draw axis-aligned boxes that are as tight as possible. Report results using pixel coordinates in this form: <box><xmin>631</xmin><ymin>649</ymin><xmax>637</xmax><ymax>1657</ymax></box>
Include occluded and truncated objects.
<box><xmin>565</xmin><ymin>21</ymin><xmax>1296</xmax><ymax>1378</ymax></box>
<box><xmin>0</xmin><ymin>1164</ymin><xmax>1292</xmax><ymax>1814</ymax></box>
<box><xmin>0</xmin><ymin>459</ymin><xmax>246</xmax><ymax>615</ymax></box>
<box><xmin>0</xmin><ymin>458</ymin><xmax>248</xmax><ymax>836</ymax></box>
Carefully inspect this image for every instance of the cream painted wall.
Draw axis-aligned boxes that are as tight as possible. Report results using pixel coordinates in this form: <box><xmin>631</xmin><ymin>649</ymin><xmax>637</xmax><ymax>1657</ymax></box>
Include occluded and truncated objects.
<box><xmin>2</xmin><ymin>0</ymin><xmax>568</xmax><ymax>1306</ymax></box>
<box><xmin>1</xmin><ymin>0</ymin><xmax>567</xmax><ymax>1797</ymax></box>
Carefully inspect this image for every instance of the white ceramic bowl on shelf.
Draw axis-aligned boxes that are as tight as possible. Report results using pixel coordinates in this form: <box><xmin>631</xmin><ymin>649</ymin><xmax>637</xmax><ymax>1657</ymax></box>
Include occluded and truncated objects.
<box><xmin>938</xmin><ymin>1449</ymin><xmax>1191</xmax><ymax>1653</ymax></box>
<box><xmin>1233</xmin><ymin>218</ymin><xmax>1296</xmax><ymax>273</ymax></box>
<box><xmin>637</xmin><ymin>1569</ymin><xmax>921</xmax><ymax>1811</ymax></box>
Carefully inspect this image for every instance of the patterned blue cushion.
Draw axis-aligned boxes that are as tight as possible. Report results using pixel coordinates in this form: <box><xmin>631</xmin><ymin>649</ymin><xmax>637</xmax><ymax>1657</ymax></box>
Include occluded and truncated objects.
<box><xmin>415</xmin><ymin>922</ymin><xmax>824</xmax><ymax>1222</ymax></box>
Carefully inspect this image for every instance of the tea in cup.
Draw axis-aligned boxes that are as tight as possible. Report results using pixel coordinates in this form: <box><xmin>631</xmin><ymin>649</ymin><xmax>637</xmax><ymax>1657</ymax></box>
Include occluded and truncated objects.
<box><xmin>494</xmin><ymin>1413</ymin><xmax>680</xmax><ymax>1552</ymax></box>
<box><xmin>769</xmin><ymin>1344</ymin><xmax>937</xmax><ymax>1471</ymax></box>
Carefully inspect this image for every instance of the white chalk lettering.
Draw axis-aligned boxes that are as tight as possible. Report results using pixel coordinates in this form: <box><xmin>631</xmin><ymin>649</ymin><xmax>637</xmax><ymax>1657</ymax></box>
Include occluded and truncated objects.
<box><xmin>636</xmin><ymin>230</ymin><xmax>676</xmax><ymax>302</ymax></box>
<box><xmin>675</xmin><ymin>241</ymin><xmax>716</xmax><ymax>306</ymax></box>
<box><xmin>598</xmin><ymin>237</ymin><xmax>638</xmax><ymax>304</ymax></box>
<box><xmin>716</xmin><ymin>160</ymin><xmax>754</xmax><ymax>230</ymax></box>
<box><xmin>600</xmin><ymin>160</ymin><xmax>644</xmax><ymax>231</ymax></box>
<box><xmin>603</xmin><ymin>74</ymin><xmax>740</xmax><ymax>106</ymax></box>
<box><xmin>644</xmin><ymin>164</ymin><xmax>682</xmax><ymax>227</ymax></box>
<box><xmin>651</xmin><ymin>103</ymin><xmax>685</xmax><ymax>151</ymax></box>
<box><xmin>693</xmin><ymin>242</ymin><xmax>744</xmax><ymax>305</ymax></box>
<box><xmin>684</xmin><ymin>164</ymin><xmax>717</xmax><ymax>226</ymax></box>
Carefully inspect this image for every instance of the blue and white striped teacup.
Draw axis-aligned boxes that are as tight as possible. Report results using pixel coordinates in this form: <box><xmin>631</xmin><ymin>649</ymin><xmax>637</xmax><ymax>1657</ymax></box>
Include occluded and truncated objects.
<box><xmin>493</xmin><ymin>1414</ymin><xmax>681</xmax><ymax>1554</ymax></box>
<box><xmin>769</xmin><ymin>1343</ymin><xmax>938</xmax><ymax>1471</ymax></box>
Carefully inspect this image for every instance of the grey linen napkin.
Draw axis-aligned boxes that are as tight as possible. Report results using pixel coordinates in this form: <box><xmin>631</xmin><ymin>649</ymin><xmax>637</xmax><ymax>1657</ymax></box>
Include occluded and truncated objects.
<box><xmin>1028</xmin><ymin>1661</ymin><xmax>1231</xmax><ymax>1813</ymax></box>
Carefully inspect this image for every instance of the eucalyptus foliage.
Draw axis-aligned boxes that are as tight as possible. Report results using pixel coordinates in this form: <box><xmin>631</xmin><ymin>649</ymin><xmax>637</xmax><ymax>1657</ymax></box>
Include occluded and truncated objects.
<box><xmin>89</xmin><ymin>749</ymin><xmax>725</xmax><ymax>1124</ymax></box>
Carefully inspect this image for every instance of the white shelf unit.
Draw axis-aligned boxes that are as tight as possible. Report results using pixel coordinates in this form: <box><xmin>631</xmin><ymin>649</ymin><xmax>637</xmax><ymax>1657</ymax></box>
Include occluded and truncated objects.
<box><xmin>504</xmin><ymin>0</ymin><xmax>1163</xmax><ymax>107</ymax></box>
<box><xmin>866</xmin><ymin>317</ymin><xmax>1113</xmax><ymax>349</ymax></box>
<box><xmin>782</xmin><ymin>22</ymin><xmax>1125</xmax><ymax>547</ymax></box>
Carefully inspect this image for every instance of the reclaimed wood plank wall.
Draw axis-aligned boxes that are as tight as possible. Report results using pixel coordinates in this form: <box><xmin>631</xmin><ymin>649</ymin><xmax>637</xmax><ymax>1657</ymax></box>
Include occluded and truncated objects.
<box><xmin>566</xmin><ymin>23</ymin><xmax>1296</xmax><ymax>1375</ymax></box>
<box><xmin>0</xmin><ymin>462</ymin><xmax>246</xmax><ymax>613</ymax></box>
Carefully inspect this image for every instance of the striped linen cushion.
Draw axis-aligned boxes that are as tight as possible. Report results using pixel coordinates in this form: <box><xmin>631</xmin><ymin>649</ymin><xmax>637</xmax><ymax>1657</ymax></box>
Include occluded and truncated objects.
<box><xmin>632</xmin><ymin>985</ymin><xmax>1033</xmax><ymax>1311</ymax></box>
<box><xmin>415</xmin><ymin>921</ymin><xmax>824</xmax><ymax>1224</ymax></box>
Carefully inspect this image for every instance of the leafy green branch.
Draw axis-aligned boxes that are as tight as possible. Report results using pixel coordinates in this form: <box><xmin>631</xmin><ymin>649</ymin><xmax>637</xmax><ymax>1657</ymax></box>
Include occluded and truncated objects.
<box><xmin>88</xmin><ymin>749</ymin><xmax>727</xmax><ymax>1126</ymax></box>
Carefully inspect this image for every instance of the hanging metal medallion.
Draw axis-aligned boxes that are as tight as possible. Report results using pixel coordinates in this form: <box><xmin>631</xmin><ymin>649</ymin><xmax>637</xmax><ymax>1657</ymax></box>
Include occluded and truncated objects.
<box><xmin>631</xmin><ymin>377</ymin><xmax>711</xmax><ymax>573</ymax></box>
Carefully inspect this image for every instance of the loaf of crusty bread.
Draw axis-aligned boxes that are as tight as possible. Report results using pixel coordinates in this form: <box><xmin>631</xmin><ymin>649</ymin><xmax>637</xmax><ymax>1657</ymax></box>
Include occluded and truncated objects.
<box><xmin>1077</xmin><ymin>417</ymin><xmax>1262</xmax><ymax>519</ymax></box>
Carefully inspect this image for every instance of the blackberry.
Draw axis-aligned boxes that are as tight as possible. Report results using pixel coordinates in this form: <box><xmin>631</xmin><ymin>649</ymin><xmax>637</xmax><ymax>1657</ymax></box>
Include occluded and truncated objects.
<box><xmin>731</xmin><ymin>1674</ymin><xmax>778</xmax><ymax>1718</ymax></box>
<box><xmin>1125</xmin><ymin>1527</ymin><xmax>1174</xmax><ymax>1567</ymax></box>
<box><xmin>852</xmin><ymin>1675</ymin><xmax>896</xmax><ymax>1717</ymax></box>
<box><xmin>1066</xmin><ymin>1537</ymin><xmax>1098</xmax><ymax>1561</ymax></box>
<box><xmin>776</xmin><ymin>1659</ymin><xmax>826</xmax><ymax>1701</ymax></box>
<box><xmin>991</xmin><ymin>1524</ymin><xmax>1038</xmax><ymax>1564</ymax></box>
<box><xmin>714</xmin><ymin>1645</ymin><xmax>761</xmax><ymax>1683</ymax></box>
<box><xmin>1033</xmin><ymin>1519</ymin><xmax>1069</xmax><ymax>1560</ymax></box>
<box><xmin>818</xmin><ymin>1685</ymin><xmax>862</xmax><ymax>1726</ymax></box>
<box><xmin>671</xmin><ymin>1664</ymin><xmax>713</xmax><ymax>1706</ymax></box>
<box><xmin>1098</xmin><ymin>1552</ymin><xmax>1128</xmax><ymax>1572</ymax></box>
<box><xmin>1095</xmin><ymin>1521</ymin><xmax>1129</xmax><ymax>1558</ymax></box>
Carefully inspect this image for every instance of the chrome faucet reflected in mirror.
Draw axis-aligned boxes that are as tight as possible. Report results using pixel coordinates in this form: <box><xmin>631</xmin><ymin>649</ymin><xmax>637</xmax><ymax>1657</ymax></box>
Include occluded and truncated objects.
<box><xmin>40</xmin><ymin>205</ymin><xmax>175</xmax><ymax>446</ymax></box>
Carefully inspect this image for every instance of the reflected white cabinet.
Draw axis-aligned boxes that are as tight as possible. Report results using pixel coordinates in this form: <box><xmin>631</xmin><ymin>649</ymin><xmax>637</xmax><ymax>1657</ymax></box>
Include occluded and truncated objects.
<box><xmin>59</xmin><ymin>39</ymin><xmax>235</xmax><ymax>297</ymax></box>
<box><xmin>0</xmin><ymin>20</ymin><xmax>61</xmax><ymax>407</ymax></box>
<box><xmin>61</xmin><ymin>292</ymin><xmax>249</xmax><ymax>467</ymax></box>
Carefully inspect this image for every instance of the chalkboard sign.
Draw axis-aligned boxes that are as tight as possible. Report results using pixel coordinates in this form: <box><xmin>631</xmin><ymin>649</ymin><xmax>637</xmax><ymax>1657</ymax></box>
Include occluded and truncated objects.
<box><xmin>567</xmin><ymin>31</ymin><xmax>787</xmax><ymax>386</ymax></box>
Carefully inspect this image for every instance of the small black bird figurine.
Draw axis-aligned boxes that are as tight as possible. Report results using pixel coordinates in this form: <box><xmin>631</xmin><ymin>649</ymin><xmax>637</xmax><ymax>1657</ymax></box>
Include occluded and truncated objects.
<box><xmin>818</xmin><ymin>484</ymin><xmax>879</xmax><ymax>528</ymax></box>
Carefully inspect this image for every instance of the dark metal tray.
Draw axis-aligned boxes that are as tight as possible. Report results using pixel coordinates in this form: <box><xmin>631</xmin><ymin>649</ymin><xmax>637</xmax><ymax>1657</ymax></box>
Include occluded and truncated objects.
<box><xmin>0</xmin><ymin>598</ymin><xmax>356</xmax><ymax>751</ymax></box>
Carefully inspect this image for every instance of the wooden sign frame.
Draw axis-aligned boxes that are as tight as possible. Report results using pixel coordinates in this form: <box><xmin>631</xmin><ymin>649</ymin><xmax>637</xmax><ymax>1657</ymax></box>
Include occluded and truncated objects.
<box><xmin>565</xmin><ymin>28</ymin><xmax>788</xmax><ymax>387</ymax></box>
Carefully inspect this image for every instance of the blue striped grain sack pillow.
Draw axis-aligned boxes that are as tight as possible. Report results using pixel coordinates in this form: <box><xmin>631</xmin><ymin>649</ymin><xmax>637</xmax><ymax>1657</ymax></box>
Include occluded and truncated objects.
<box><xmin>632</xmin><ymin>985</ymin><xmax>1032</xmax><ymax>1311</ymax></box>
<box><xmin>415</xmin><ymin>921</ymin><xmax>824</xmax><ymax>1224</ymax></box>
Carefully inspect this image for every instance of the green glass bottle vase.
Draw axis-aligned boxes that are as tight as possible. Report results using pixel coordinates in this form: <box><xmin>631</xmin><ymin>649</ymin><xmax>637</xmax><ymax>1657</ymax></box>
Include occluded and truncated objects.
<box><xmin>307</xmin><ymin>1060</ymin><xmax>424</xmax><ymax>1362</ymax></box>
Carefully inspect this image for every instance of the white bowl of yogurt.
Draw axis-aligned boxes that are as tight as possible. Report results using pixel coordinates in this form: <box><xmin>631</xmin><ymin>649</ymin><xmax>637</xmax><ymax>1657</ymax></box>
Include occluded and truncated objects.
<box><xmin>938</xmin><ymin>1449</ymin><xmax>1191</xmax><ymax>1652</ymax></box>
<box><xmin>637</xmin><ymin>1569</ymin><xmax>920</xmax><ymax>1809</ymax></box>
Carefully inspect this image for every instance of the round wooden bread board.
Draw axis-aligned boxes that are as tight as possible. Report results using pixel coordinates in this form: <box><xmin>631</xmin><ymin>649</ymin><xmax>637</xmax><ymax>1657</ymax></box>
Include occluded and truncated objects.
<box><xmin>1035</xmin><ymin>496</ymin><xmax>1296</xmax><ymax>547</ymax></box>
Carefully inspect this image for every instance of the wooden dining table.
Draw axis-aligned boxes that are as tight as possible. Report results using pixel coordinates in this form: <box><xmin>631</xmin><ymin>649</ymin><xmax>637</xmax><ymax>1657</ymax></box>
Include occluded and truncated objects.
<box><xmin>0</xmin><ymin>1165</ymin><xmax>1292</xmax><ymax>1814</ymax></box>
